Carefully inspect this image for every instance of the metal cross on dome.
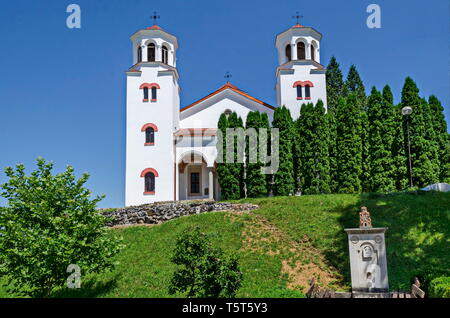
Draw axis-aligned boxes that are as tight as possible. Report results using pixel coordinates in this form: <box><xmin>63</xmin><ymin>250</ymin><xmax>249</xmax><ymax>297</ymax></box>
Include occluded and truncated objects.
<box><xmin>150</xmin><ymin>11</ymin><xmax>160</xmax><ymax>25</ymax></box>
<box><xmin>224</xmin><ymin>71</ymin><xmax>232</xmax><ymax>83</ymax></box>
<box><xmin>292</xmin><ymin>12</ymin><xmax>303</xmax><ymax>25</ymax></box>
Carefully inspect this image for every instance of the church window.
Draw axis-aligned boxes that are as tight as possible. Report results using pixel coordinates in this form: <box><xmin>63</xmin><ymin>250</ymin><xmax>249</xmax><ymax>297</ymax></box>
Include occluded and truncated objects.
<box><xmin>141</xmin><ymin>123</ymin><xmax>158</xmax><ymax>145</ymax></box>
<box><xmin>310</xmin><ymin>45</ymin><xmax>315</xmax><ymax>61</ymax></box>
<box><xmin>144</xmin><ymin>172</ymin><xmax>155</xmax><ymax>193</ymax></box>
<box><xmin>285</xmin><ymin>44</ymin><xmax>292</xmax><ymax>62</ymax></box>
<box><xmin>305</xmin><ymin>85</ymin><xmax>311</xmax><ymax>99</ymax></box>
<box><xmin>145</xmin><ymin>127</ymin><xmax>155</xmax><ymax>144</ymax></box>
<box><xmin>296</xmin><ymin>86</ymin><xmax>302</xmax><ymax>99</ymax></box>
<box><xmin>137</xmin><ymin>46</ymin><xmax>142</xmax><ymax>63</ymax></box>
<box><xmin>151</xmin><ymin>87</ymin><xmax>157</xmax><ymax>101</ymax></box>
<box><xmin>143</xmin><ymin>87</ymin><xmax>149</xmax><ymax>101</ymax></box>
<box><xmin>297</xmin><ymin>42</ymin><xmax>306</xmax><ymax>60</ymax></box>
<box><xmin>162</xmin><ymin>45</ymin><xmax>168</xmax><ymax>64</ymax></box>
<box><xmin>190</xmin><ymin>172</ymin><xmax>200</xmax><ymax>194</ymax></box>
<box><xmin>147</xmin><ymin>43</ymin><xmax>156</xmax><ymax>62</ymax></box>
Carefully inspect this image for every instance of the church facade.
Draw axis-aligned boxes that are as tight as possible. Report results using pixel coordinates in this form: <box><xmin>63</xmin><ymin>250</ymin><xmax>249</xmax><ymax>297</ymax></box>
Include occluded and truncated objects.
<box><xmin>125</xmin><ymin>22</ymin><xmax>327</xmax><ymax>206</ymax></box>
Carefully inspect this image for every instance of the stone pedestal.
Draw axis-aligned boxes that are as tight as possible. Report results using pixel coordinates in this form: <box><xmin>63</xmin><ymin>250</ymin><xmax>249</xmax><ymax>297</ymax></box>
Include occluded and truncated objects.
<box><xmin>344</xmin><ymin>227</ymin><xmax>389</xmax><ymax>293</ymax></box>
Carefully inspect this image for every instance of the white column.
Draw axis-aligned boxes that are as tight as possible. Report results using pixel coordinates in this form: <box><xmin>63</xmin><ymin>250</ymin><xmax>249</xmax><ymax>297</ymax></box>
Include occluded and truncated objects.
<box><xmin>292</xmin><ymin>40</ymin><xmax>298</xmax><ymax>61</ymax></box>
<box><xmin>142</xmin><ymin>44</ymin><xmax>147</xmax><ymax>62</ymax></box>
<box><xmin>208</xmin><ymin>168</ymin><xmax>214</xmax><ymax>200</ymax></box>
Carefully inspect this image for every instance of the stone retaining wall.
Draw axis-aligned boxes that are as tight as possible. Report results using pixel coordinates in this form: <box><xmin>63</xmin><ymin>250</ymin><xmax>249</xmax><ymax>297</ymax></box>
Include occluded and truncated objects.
<box><xmin>101</xmin><ymin>201</ymin><xmax>259</xmax><ymax>227</ymax></box>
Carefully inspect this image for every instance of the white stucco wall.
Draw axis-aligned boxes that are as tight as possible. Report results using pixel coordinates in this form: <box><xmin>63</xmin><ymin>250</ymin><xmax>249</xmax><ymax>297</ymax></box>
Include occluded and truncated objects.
<box><xmin>125</xmin><ymin>64</ymin><xmax>180</xmax><ymax>206</ymax></box>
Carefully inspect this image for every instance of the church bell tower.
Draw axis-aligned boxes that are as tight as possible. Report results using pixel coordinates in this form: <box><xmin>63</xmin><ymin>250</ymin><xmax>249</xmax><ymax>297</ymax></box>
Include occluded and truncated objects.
<box><xmin>275</xmin><ymin>19</ymin><xmax>327</xmax><ymax>119</ymax></box>
<box><xmin>125</xmin><ymin>18</ymin><xmax>180</xmax><ymax>206</ymax></box>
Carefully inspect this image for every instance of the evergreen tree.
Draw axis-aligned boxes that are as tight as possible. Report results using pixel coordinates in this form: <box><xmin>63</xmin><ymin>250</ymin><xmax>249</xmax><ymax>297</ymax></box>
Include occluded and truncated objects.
<box><xmin>227</xmin><ymin>112</ymin><xmax>245</xmax><ymax>199</ymax></box>
<box><xmin>326</xmin><ymin>56</ymin><xmax>344</xmax><ymax>192</ymax></box>
<box><xmin>216</xmin><ymin>113</ymin><xmax>233</xmax><ymax>200</ymax></box>
<box><xmin>336</xmin><ymin>94</ymin><xmax>363</xmax><ymax>193</ymax></box>
<box><xmin>367</xmin><ymin>87</ymin><xmax>396</xmax><ymax>192</ymax></box>
<box><xmin>260</xmin><ymin>112</ymin><xmax>272</xmax><ymax>195</ymax></box>
<box><xmin>401</xmin><ymin>77</ymin><xmax>439</xmax><ymax>187</ymax></box>
<box><xmin>428</xmin><ymin>95</ymin><xmax>450</xmax><ymax>182</ymax></box>
<box><xmin>344</xmin><ymin>65</ymin><xmax>369</xmax><ymax>192</ymax></box>
<box><xmin>245</xmin><ymin>111</ymin><xmax>267</xmax><ymax>197</ymax></box>
<box><xmin>272</xmin><ymin>106</ymin><xmax>295</xmax><ymax>196</ymax></box>
<box><xmin>297</xmin><ymin>101</ymin><xmax>330</xmax><ymax>194</ymax></box>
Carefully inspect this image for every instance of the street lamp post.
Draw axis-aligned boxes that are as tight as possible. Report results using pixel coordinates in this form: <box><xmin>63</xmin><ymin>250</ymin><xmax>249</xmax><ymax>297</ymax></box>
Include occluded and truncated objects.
<box><xmin>402</xmin><ymin>106</ymin><xmax>413</xmax><ymax>188</ymax></box>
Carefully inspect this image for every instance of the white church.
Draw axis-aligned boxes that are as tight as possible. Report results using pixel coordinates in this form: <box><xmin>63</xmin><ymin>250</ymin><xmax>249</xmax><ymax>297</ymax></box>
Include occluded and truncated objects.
<box><xmin>125</xmin><ymin>21</ymin><xmax>328</xmax><ymax>206</ymax></box>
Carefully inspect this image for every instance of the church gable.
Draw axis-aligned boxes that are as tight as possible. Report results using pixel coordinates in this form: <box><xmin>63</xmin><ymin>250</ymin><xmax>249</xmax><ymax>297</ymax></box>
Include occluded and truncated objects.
<box><xmin>179</xmin><ymin>83</ymin><xmax>275</xmax><ymax>128</ymax></box>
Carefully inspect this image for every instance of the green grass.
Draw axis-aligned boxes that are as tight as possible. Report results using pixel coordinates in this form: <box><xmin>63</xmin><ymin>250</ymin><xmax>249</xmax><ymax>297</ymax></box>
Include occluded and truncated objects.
<box><xmin>1</xmin><ymin>191</ymin><xmax>449</xmax><ymax>297</ymax></box>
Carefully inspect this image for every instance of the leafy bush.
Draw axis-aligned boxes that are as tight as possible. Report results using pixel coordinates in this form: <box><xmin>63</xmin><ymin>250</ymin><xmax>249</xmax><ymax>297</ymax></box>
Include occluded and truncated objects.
<box><xmin>0</xmin><ymin>158</ymin><xmax>123</xmax><ymax>297</ymax></box>
<box><xmin>429</xmin><ymin>277</ymin><xmax>450</xmax><ymax>298</ymax></box>
<box><xmin>169</xmin><ymin>226</ymin><xmax>242</xmax><ymax>298</ymax></box>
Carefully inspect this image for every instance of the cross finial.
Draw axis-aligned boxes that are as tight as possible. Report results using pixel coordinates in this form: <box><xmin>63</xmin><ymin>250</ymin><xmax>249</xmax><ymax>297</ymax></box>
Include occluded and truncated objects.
<box><xmin>224</xmin><ymin>71</ymin><xmax>232</xmax><ymax>83</ymax></box>
<box><xmin>150</xmin><ymin>11</ymin><xmax>160</xmax><ymax>25</ymax></box>
<box><xmin>292</xmin><ymin>11</ymin><xmax>303</xmax><ymax>25</ymax></box>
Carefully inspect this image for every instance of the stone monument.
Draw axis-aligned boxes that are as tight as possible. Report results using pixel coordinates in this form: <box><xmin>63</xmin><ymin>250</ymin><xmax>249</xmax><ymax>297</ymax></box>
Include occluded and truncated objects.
<box><xmin>344</xmin><ymin>207</ymin><xmax>389</xmax><ymax>294</ymax></box>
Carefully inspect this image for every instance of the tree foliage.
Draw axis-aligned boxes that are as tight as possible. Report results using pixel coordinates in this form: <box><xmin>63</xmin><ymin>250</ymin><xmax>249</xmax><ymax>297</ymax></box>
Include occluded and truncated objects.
<box><xmin>169</xmin><ymin>227</ymin><xmax>242</xmax><ymax>298</ymax></box>
<box><xmin>272</xmin><ymin>106</ymin><xmax>295</xmax><ymax>196</ymax></box>
<box><xmin>336</xmin><ymin>95</ymin><xmax>363</xmax><ymax>193</ymax></box>
<box><xmin>0</xmin><ymin>158</ymin><xmax>122</xmax><ymax>297</ymax></box>
<box><xmin>245</xmin><ymin>111</ymin><xmax>268</xmax><ymax>197</ymax></box>
<box><xmin>297</xmin><ymin>101</ymin><xmax>330</xmax><ymax>194</ymax></box>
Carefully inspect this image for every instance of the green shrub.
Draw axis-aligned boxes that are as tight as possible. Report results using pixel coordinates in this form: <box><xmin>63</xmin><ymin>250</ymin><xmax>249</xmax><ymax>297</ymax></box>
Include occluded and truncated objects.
<box><xmin>429</xmin><ymin>277</ymin><xmax>450</xmax><ymax>298</ymax></box>
<box><xmin>169</xmin><ymin>226</ymin><xmax>242</xmax><ymax>298</ymax></box>
<box><xmin>0</xmin><ymin>158</ymin><xmax>123</xmax><ymax>297</ymax></box>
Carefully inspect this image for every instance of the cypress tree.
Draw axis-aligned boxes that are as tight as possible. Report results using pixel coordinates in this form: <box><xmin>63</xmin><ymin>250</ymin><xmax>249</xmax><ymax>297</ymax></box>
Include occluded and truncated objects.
<box><xmin>216</xmin><ymin>113</ymin><xmax>234</xmax><ymax>199</ymax></box>
<box><xmin>336</xmin><ymin>94</ymin><xmax>363</xmax><ymax>193</ymax></box>
<box><xmin>344</xmin><ymin>65</ymin><xmax>369</xmax><ymax>192</ymax></box>
<box><xmin>245</xmin><ymin>111</ymin><xmax>267</xmax><ymax>197</ymax></box>
<box><xmin>260</xmin><ymin>112</ymin><xmax>272</xmax><ymax>195</ymax></box>
<box><xmin>367</xmin><ymin>87</ymin><xmax>396</xmax><ymax>192</ymax></box>
<box><xmin>428</xmin><ymin>95</ymin><xmax>450</xmax><ymax>182</ymax></box>
<box><xmin>217</xmin><ymin>112</ymin><xmax>244</xmax><ymax>199</ymax></box>
<box><xmin>272</xmin><ymin>106</ymin><xmax>295</xmax><ymax>196</ymax></box>
<box><xmin>297</xmin><ymin>101</ymin><xmax>331</xmax><ymax>194</ymax></box>
<box><xmin>326</xmin><ymin>56</ymin><xmax>345</xmax><ymax>192</ymax></box>
<box><xmin>401</xmin><ymin>77</ymin><xmax>439</xmax><ymax>187</ymax></box>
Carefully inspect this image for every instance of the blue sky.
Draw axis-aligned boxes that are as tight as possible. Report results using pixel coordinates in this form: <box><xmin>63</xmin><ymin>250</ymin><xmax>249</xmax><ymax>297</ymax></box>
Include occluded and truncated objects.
<box><xmin>0</xmin><ymin>0</ymin><xmax>448</xmax><ymax>208</ymax></box>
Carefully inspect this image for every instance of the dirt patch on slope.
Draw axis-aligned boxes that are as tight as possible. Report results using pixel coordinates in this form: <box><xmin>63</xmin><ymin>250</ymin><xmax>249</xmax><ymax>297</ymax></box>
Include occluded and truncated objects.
<box><xmin>229</xmin><ymin>212</ymin><xmax>343</xmax><ymax>293</ymax></box>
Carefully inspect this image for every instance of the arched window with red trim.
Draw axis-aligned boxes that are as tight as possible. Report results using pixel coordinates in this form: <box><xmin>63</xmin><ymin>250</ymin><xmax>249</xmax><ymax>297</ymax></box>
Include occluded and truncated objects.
<box><xmin>305</xmin><ymin>85</ymin><xmax>311</xmax><ymax>99</ymax></box>
<box><xmin>141</xmin><ymin>123</ymin><xmax>158</xmax><ymax>145</ymax></box>
<box><xmin>140</xmin><ymin>83</ymin><xmax>160</xmax><ymax>102</ymax></box>
<box><xmin>141</xmin><ymin>168</ymin><xmax>159</xmax><ymax>194</ymax></box>
<box><xmin>293</xmin><ymin>81</ymin><xmax>313</xmax><ymax>100</ymax></box>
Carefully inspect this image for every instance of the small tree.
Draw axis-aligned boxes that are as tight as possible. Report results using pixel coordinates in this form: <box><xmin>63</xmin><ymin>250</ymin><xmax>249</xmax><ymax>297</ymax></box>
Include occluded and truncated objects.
<box><xmin>169</xmin><ymin>227</ymin><xmax>242</xmax><ymax>298</ymax></box>
<box><xmin>0</xmin><ymin>158</ymin><xmax>122</xmax><ymax>297</ymax></box>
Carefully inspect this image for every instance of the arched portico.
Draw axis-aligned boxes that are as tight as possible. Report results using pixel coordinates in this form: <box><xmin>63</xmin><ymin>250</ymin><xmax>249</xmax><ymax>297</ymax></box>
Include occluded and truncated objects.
<box><xmin>177</xmin><ymin>150</ymin><xmax>218</xmax><ymax>201</ymax></box>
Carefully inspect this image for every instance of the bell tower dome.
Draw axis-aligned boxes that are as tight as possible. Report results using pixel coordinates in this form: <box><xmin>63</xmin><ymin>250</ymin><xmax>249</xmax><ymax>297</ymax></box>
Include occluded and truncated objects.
<box><xmin>275</xmin><ymin>22</ymin><xmax>327</xmax><ymax>119</ymax></box>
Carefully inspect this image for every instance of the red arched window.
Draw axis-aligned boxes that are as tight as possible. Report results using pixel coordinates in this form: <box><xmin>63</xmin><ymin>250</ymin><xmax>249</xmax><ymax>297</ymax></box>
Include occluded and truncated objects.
<box><xmin>140</xmin><ymin>168</ymin><xmax>159</xmax><ymax>194</ymax></box>
<box><xmin>297</xmin><ymin>42</ymin><xmax>306</xmax><ymax>60</ymax></box>
<box><xmin>140</xmin><ymin>83</ymin><xmax>160</xmax><ymax>102</ymax></box>
<box><xmin>141</xmin><ymin>123</ymin><xmax>158</xmax><ymax>145</ymax></box>
<box><xmin>293</xmin><ymin>81</ymin><xmax>314</xmax><ymax>100</ymax></box>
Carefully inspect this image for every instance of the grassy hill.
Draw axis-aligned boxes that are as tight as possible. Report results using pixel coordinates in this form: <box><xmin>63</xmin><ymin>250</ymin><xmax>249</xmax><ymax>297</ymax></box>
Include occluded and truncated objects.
<box><xmin>1</xmin><ymin>191</ymin><xmax>449</xmax><ymax>298</ymax></box>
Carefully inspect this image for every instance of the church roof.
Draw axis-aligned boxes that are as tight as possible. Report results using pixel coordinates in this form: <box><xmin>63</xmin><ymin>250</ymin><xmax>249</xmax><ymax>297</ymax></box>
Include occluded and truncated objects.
<box><xmin>180</xmin><ymin>82</ymin><xmax>275</xmax><ymax>112</ymax></box>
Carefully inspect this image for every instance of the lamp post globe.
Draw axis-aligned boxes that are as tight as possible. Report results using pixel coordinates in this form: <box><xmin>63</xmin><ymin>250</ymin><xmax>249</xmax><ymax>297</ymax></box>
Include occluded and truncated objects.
<box><xmin>402</xmin><ymin>106</ymin><xmax>414</xmax><ymax>188</ymax></box>
<box><xmin>402</xmin><ymin>106</ymin><xmax>413</xmax><ymax>116</ymax></box>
